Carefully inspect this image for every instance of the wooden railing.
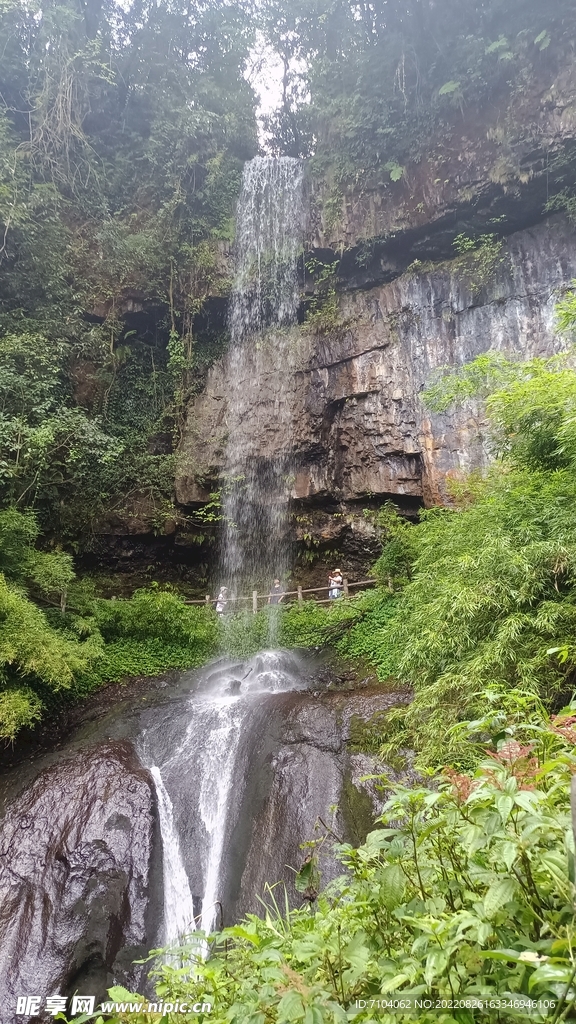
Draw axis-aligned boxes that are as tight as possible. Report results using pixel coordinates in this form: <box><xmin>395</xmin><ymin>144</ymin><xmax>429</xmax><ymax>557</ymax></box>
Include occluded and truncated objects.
<box><xmin>184</xmin><ymin>578</ymin><xmax>377</xmax><ymax>612</ymax></box>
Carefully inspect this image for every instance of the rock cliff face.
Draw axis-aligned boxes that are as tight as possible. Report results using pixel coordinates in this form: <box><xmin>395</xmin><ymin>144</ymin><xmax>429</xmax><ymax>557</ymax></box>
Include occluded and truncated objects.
<box><xmin>177</xmin><ymin>214</ymin><xmax>575</xmax><ymax>512</ymax></box>
<box><xmin>312</xmin><ymin>61</ymin><xmax>576</xmax><ymax>274</ymax></box>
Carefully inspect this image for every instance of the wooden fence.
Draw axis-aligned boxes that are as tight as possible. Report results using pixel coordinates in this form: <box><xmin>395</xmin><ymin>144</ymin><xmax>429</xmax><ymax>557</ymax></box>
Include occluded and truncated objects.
<box><xmin>184</xmin><ymin>578</ymin><xmax>377</xmax><ymax>612</ymax></box>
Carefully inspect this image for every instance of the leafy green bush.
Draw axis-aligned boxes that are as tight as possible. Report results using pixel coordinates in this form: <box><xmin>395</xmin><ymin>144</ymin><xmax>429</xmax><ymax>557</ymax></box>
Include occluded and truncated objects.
<box><xmin>337</xmin><ymin>354</ymin><xmax>576</xmax><ymax>767</ymax></box>
<box><xmin>93</xmin><ymin>587</ymin><xmax>217</xmax><ymax>648</ymax></box>
<box><xmin>76</xmin><ymin>639</ymin><xmax>212</xmax><ymax>696</ymax></box>
<box><xmin>280</xmin><ymin>601</ymin><xmax>336</xmax><ymax>649</ymax></box>
<box><xmin>0</xmin><ymin>508</ymin><xmax>100</xmax><ymax>739</ymax></box>
<box><xmin>97</xmin><ymin>702</ymin><xmax>576</xmax><ymax>1024</ymax></box>
<box><xmin>79</xmin><ymin>588</ymin><xmax>220</xmax><ymax>689</ymax></box>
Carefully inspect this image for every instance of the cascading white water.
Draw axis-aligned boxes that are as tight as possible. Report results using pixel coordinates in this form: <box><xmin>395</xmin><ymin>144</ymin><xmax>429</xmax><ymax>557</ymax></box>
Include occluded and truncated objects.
<box><xmin>141</xmin><ymin>652</ymin><xmax>308</xmax><ymax>940</ymax></box>
<box><xmin>197</xmin><ymin>695</ymin><xmax>245</xmax><ymax>934</ymax></box>
<box><xmin>220</xmin><ymin>157</ymin><xmax>305</xmax><ymax>596</ymax></box>
<box><xmin>143</xmin><ymin>162</ymin><xmax>308</xmax><ymax>945</ymax></box>
<box><xmin>150</xmin><ymin>766</ymin><xmax>196</xmax><ymax>943</ymax></box>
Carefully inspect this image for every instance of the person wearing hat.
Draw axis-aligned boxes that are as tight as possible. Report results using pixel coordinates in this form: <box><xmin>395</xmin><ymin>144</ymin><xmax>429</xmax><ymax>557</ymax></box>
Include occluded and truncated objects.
<box><xmin>215</xmin><ymin>586</ymin><xmax>229</xmax><ymax>615</ymax></box>
<box><xmin>268</xmin><ymin>579</ymin><xmax>285</xmax><ymax>605</ymax></box>
<box><xmin>328</xmin><ymin>569</ymin><xmax>343</xmax><ymax>599</ymax></box>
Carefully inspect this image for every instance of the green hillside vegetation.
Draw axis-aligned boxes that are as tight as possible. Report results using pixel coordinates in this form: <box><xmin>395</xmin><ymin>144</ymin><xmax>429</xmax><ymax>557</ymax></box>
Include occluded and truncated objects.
<box><xmin>0</xmin><ymin>0</ymin><xmax>256</xmax><ymax>544</ymax></box>
<box><xmin>0</xmin><ymin>520</ymin><xmax>218</xmax><ymax>740</ymax></box>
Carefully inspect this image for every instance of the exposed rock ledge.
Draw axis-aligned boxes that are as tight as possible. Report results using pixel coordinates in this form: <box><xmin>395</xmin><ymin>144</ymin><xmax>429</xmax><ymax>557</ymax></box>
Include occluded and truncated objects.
<box><xmin>176</xmin><ymin>215</ymin><xmax>575</xmax><ymax>509</ymax></box>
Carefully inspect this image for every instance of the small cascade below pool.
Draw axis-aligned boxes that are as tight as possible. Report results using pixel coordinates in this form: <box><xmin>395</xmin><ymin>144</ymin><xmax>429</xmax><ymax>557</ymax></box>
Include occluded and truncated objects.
<box><xmin>140</xmin><ymin>651</ymin><xmax>309</xmax><ymax>938</ymax></box>
<box><xmin>150</xmin><ymin>767</ymin><xmax>196</xmax><ymax>944</ymax></box>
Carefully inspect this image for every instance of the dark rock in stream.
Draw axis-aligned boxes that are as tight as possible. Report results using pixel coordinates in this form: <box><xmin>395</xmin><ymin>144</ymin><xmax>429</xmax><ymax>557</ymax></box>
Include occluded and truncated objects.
<box><xmin>0</xmin><ymin>741</ymin><xmax>156</xmax><ymax>1022</ymax></box>
<box><xmin>230</xmin><ymin>687</ymin><xmax>412</xmax><ymax>920</ymax></box>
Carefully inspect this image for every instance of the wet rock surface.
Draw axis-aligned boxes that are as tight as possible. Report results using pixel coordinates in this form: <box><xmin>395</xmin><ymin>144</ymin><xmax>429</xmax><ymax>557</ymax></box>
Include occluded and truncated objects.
<box><xmin>0</xmin><ymin>656</ymin><xmax>408</xmax><ymax>1010</ymax></box>
<box><xmin>177</xmin><ymin>215</ymin><xmax>576</xmax><ymax>508</ymax></box>
<box><xmin>0</xmin><ymin>742</ymin><xmax>157</xmax><ymax>1022</ymax></box>
<box><xmin>232</xmin><ymin>686</ymin><xmax>412</xmax><ymax>920</ymax></box>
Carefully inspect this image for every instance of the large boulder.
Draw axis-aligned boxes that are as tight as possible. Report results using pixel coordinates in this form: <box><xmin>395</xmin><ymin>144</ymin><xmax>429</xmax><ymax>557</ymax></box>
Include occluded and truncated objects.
<box><xmin>0</xmin><ymin>741</ymin><xmax>156</xmax><ymax>1022</ymax></box>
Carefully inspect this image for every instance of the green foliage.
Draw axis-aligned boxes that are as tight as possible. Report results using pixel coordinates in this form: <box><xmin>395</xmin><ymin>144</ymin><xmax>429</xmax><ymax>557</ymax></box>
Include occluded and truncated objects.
<box><xmin>378</xmin><ymin>469</ymin><xmax>576</xmax><ymax>766</ymax></box>
<box><xmin>303</xmin><ymin>257</ymin><xmax>342</xmax><ymax>334</ymax></box>
<box><xmin>451</xmin><ymin>234</ymin><xmax>506</xmax><ymax>293</ymax></box>
<box><xmin>79</xmin><ymin>587</ymin><xmax>220</xmax><ymax>688</ymax></box>
<box><xmin>424</xmin><ymin>352</ymin><xmax>576</xmax><ymax>470</ymax></box>
<box><xmin>556</xmin><ymin>283</ymin><xmax>576</xmax><ymax>333</ymax></box>
<box><xmin>0</xmin><ymin>573</ymin><xmax>102</xmax><ymax>739</ymax></box>
<box><xmin>545</xmin><ymin>190</ymin><xmax>576</xmax><ymax>223</ymax></box>
<box><xmin>0</xmin><ymin>0</ymin><xmax>257</xmax><ymax>546</ymax></box>
<box><xmin>369</xmin><ymin>504</ymin><xmax>417</xmax><ymax>588</ymax></box>
<box><xmin>261</xmin><ymin>0</ymin><xmax>574</xmax><ymax>186</ymax></box>
<box><xmin>0</xmin><ymin>506</ymin><xmax>97</xmax><ymax>738</ymax></box>
<box><xmin>93</xmin><ymin>587</ymin><xmax>218</xmax><ymax>650</ymax></box>
<box><xmin>98</xmin><ymin>704</ymin><xmax>576</xmax><ymax>1024</ymax></box>
<box><xmin>0</xmin><ymin>514</ymin><xmax>219</xmax><ymax>739</ymax></box>
<box><xmin>422</xmin><ymin>351</ymin><xmax>521</xmax><ymax>412</ymax></box>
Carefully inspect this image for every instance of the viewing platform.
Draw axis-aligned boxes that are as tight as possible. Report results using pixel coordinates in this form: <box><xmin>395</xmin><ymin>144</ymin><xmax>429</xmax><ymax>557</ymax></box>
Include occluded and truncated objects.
<box><xmin>184</xmin><ymin>578</ymin><xmax>378</xmax><ymax>612</ymax></box>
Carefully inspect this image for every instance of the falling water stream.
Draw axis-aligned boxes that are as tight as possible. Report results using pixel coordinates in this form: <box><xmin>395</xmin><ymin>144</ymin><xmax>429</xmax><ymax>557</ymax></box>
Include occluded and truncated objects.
<box><xmin>220</xmin><ymin>156</ymin><xmax>305</xmax><ymax>594</ymax></box>
<box><xmin>151</xmin><ymin>158</ymin><xmax>306</xmax><ymax>941</ymax></box>
<box><xmin>149</xmin><ymin>768</ymin><xmax>196</xmax><ymax>943</ymax></box>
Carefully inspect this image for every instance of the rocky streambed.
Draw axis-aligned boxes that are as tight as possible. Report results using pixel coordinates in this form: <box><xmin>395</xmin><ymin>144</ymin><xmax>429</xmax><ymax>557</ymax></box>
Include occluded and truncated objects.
<box><xmin>0</xmin><ymin>651</ymin><xmax>409</xmax><ymax>1020</ymax></box>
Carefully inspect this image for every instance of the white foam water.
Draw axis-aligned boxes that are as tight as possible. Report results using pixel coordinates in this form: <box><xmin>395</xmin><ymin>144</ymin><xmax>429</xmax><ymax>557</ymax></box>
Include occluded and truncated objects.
<box><xmin>150</xmin><ymin>766</ymin><xmax>196</xmax><ymax>944</ymax></box>
<box><xmin>142</xmin><ymin>652</ymin><xmax>308</xmax><ymax>940</ymax></box>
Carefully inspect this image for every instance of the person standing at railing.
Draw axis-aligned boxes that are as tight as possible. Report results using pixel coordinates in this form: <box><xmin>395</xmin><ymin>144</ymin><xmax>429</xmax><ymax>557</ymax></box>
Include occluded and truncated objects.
<box><xmin>215</xmin><ymin>587</ymin><xmax>229</xmax><ymax>616</ymax></box>
<box><xmin>268</xmin><ymin>579</ymin><xmax>285</xmax><ymax>605</ymax></box>
<box><xmin>328</xmin><ymin>569</ymin><xmax>343</xmax><ymax>599</ymax></box>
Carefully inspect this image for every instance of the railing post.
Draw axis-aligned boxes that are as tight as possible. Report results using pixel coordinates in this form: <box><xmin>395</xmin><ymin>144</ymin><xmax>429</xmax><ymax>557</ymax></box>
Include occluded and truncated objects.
<box><xmin>343</xmin><ymin>577</ymin><xmax>349</xmax><ymax>597</ymax></box>
<box><xmin>252</xmin><ymin>590</ymin><xmax>258</xmax><ymax>614</ymax></box>
<box><xmin>205</xmin><ymin>594</ymin><xmax>210</xmax><ymax>605</ymax></box>
<box><xmin>297</xmin><ymin>585</ymin><xmax>303</xmax><ymax>604</ymax></box>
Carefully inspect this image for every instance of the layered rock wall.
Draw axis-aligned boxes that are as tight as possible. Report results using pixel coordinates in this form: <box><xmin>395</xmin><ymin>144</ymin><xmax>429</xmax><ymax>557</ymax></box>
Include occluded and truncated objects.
<box><xmin>177</xmin><ymin>215</ymin><xmax>575</xmax><ymax>510</ymax></box>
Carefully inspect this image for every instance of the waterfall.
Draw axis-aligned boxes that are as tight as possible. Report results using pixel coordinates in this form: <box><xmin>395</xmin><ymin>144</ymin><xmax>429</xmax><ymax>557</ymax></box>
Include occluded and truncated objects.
<box><xmin>143</xmin><ymin>160</ymin><xmax>308</xmax><ymax>944</ymax></box>
<box><xmin>141</xmin><ymin>652</ymin><xmax>307</xmax><ymax>939</ymax></box>
<box><xmin>220</xmin><ymin>157</ymin><xmax>305</xmax><ymax>596</ymax></box>
<box><xmin>150</xmin><ymin>766</ymin><xmax>196</xmax><ymax>944</ymax></box>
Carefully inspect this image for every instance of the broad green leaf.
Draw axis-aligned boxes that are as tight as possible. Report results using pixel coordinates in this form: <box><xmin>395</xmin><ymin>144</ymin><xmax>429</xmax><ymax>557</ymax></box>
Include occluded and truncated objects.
<box><xmin>277</xmin><ymin>990</ymin><xmax>305</xmax><ymax>1021</ymax></box>
<box><xmin>496</xmin><ymin>793</ymin><xmax>514</xmax><ymax>822</ymax></box>
<box><xmin>304</xmin><ymin>1007</ymin><xmax>324</xmax><ymax>1024</ymax></box>
<box><xmin>484</xmin><ymin>877</ymin><xmax>516</xmax><ymax>918</ymax></box>
<box><xmin>379</xmin><ymin>864</ymin><xmax>405</xmax><ymax>911</ymax></box>
<box><xmin>424</xmin><ymin>948</ymin><xmax>447</xmax><ymax>985</ymax></box>
<box><xmin>439</xmin><ymin>80</ymin><xmax>461</xmax><ymax>95</ymax></box>
<box><xmin>499</xmin><ymin>840</ymin><xmax>518</xmax><ymax>870</ymax></box>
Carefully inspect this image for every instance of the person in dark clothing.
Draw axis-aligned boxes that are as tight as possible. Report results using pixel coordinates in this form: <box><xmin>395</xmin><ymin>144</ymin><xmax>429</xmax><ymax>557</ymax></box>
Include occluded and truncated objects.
<box><xmin>268</xmin><ymin>579</ymin><xmax>285</xmax><ymax>605</ymax></box>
